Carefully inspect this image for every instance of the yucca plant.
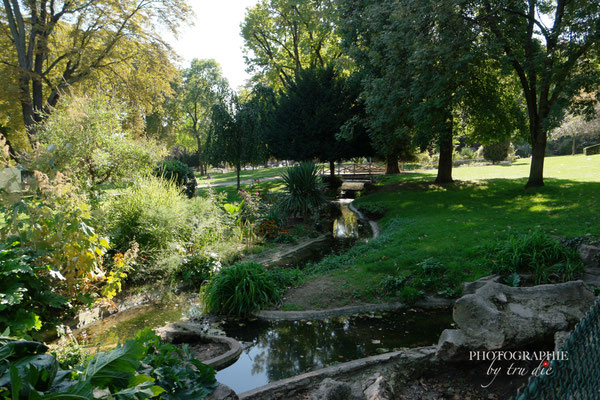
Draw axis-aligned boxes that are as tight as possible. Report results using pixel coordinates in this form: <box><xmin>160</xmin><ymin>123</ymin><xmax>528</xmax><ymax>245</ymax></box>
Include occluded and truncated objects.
<box><xmin>280</xmin><ymin>162</ymin><xmax>327</xmax><ymax>223</ymax></box>
<box><xmin>201</xmin><ymin>262</ymin><xmax>280</xmax><ymax>316</ymax></box>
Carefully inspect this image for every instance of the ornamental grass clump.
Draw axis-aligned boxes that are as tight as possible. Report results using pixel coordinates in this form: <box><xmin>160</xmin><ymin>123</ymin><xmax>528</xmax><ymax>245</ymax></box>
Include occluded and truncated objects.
<box><xmin>280</xmin><ymin>162</ymin><xmax>327</xmax><ymax>222</ymax></box>
<box><xmin>487</xmin><ymin>230</ymin><xmax>583</xmax><ymax>284</ymax></box>
<box><xmin>201</xmin><ymin>261</ymin><xmax>280</xmax><ymax>316</ymax></box>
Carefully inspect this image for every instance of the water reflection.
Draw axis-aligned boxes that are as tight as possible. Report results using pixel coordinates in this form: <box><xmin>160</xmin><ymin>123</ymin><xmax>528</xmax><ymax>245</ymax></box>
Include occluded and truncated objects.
<box><xmin>216</xmin><ymin>309</ymin><xmax>452</xmax><ymax>393</ymax></box>
<box><xmin>332</xmin><ymin>199</ymin><xmax>362</xmax><ymax>239</ymax></box>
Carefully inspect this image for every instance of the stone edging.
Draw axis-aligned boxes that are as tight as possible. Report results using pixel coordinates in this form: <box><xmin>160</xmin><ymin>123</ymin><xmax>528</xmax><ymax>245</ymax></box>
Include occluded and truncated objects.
<box><xmin>202</xmin><ymin>334</ymin><xmax>243</xmax><ymax>370</ymax></box>
<box><xmin>156</xmin><ymin>322</ymin><xmax>242</xmax><ymax>370</ymax></box>
<box><xmin>238</xmin><ymin>346</ymin><xmax>437</xmax><ymax>400</ymax></box>
<box><xmin>255</xmin><ymin>296</ymin><xmax>454</xmax><ymax>321</ymax></box>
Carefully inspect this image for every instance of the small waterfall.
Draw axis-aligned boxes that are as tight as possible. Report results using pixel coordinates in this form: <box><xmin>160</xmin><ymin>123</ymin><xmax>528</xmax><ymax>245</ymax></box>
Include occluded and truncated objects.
<box><xmin>332</xmin><ymin>199</ymin><xmax>360</xmax><ymax>239</ymax></box>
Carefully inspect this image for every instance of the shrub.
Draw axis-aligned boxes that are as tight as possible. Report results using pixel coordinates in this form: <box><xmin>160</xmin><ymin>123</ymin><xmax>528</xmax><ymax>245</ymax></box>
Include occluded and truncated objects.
<box><xmin>178</xmin><ymin>254</ymin><xmax>220</xmax><ymax>288</ymax></box>
<box><xmin>256</xmin><ymin>219</ymin><xmax>292</xmax><ymax>242</ymax></box>
<box><xmin>514</xmin><ymin>142</ymin><xmax>532</xmax><ymax>158</ymax></box>
<box><xmin>355</xmin><ymin>202</ymin><xmax>387</xmax><ymax>219</ymax></box>
<box><xmin>483</xmin><ymin>141</ymin><xmax>510</xmax><ymax>164</ymax></box>
<box><xmin>0</xmin><ymin>171</ymin><xmax>125</xmax><ymax>309</ymax></box>
<box><xmin>0</xmin><ymin>242</ymin><xmax>68</xmax><ymax>338</ymax></box>
<box><xmin>584</xmin><ymin>143</ymin><xmax>600</xmax><ymax>156</ymax></box>
<box><xmin>0</xmin><ymin>328</ymin><xmax>217</xmax><ymax>399</ymax></box>
<box><xmin>35</xmin><ymin>93</ymin><xmax>164</xmax><ymax>194</ymax></box>
<box><xmin>153</xmin><ymin>159</ymin><xmax>197</xmax><ymax>198</ymax></box>
<box><xmin>169</xmin><ymin>145</ymin><xmax>200</xmax><ymax>169</ymax></box>
<box><xmin>487</xmin><ymin>230</ymin><xmax>584</xmax><ymax>284</ymax></box>
<box><xmin>280</xmin><ymin>162</ymin><xmax>327</xmax><ymax>222</ymax></box>
<box><xmin>104</xmin><ymin>176</ymin><xmax>191</xmax><ymax>279</ymax></box>
<box><xmin>201</xmin><ymin>262</ymin><xmax>280</xmax><ymax>316</ymax></box>
<box><xmin>459</xmin><ymin>147</ymin><xmax>476</xmax><ymax>159</ymax></box>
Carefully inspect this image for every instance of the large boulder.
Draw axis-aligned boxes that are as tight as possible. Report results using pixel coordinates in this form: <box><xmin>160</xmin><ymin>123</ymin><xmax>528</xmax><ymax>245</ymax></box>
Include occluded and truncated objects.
<box><xmin>437</xmin><ymin>280</ymin><xmax>595</xmax><ymax>360</ymax></box>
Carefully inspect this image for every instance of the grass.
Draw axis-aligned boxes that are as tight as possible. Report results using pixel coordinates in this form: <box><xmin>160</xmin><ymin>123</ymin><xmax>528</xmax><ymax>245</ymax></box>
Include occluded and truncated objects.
<box><xmin>305</xmin><ymin>154</ymin><xmax>600</xmax><ymax>303</ymax></box>
<box><xmin>197</xmin><ymin>179</ymin><xmax>287</xmax><ymax>202</ymax></box>
<box><xmin>198</xmin><ymin>166</ymin><xmax>288</xmax><ymax>185</ymax></box>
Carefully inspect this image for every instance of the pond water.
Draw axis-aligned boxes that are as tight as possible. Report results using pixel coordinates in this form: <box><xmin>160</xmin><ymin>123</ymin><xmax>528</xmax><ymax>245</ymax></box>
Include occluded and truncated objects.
<box><xmin>77</xmin><ymin>303</ymin><xmax>452</xmax><ymax>394</ymax></box>
<box><xmin>74</xmin><ymin>199</ymin><xmax>453</xmax><ymax>394</ymax></box>
<box><xmin>216</xmin><ymin>308</ymin><xmax>452</xmax><ymax>393</ymax></box>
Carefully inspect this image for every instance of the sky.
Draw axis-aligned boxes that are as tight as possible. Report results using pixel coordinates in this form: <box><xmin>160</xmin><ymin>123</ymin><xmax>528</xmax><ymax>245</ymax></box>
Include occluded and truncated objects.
<box><xmin>168</xmin><ymin>0</ymin><xmax>260</xmax><ymax>90</ymax></box>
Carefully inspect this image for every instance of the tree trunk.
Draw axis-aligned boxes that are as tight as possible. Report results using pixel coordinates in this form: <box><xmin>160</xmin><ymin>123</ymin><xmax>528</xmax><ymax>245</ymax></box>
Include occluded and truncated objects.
<box><xmin>236</xmin><ymin>162</ymin><xmax>241</xmax><ymax>191</ymax></box>
<box><xmin>330</xmin><ymin>160</ymin><xmax>335</xmax><ymax>177</ymax></box>
<box><xmin>385</xmin><ymin>153</ymin><xmax>400</xmax><ymax>174</ymax></box>
<box><xmin>435</xmin><ymin>119</ymin><xmax>453</xmax><ymax>184</ymax></box>
<box><xmin>526</xmin><ymin>126</ymin><xmax>546</xmax><ymax>188</ymax></box>
<box><xmin>196</xmin><ymin>135</ymin><xmax>203</xmax><ymax>175</ymax></box>
<box><xmin>572</xmin><ymin>136</ymin><xmax>576</xmax><ymax>155</ymax></box>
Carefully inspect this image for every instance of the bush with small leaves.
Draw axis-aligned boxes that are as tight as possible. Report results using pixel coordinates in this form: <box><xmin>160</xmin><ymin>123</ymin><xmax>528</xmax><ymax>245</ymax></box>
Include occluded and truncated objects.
<box><xmin>153</xmin><ymin>159</ymin><xmax>197</xmax><ymax>198</ymax></box>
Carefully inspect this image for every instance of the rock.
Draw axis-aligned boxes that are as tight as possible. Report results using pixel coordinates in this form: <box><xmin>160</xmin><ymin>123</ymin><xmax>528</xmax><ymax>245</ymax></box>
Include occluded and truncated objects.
<box><xmin>461</xmin><ymin>275</ymin><xmax>500</xmax><ymax>296</ymax></box>
<box><xmin>579</xmin><ymin>244</ymin><xmax>600</xmax><ymax>268</ymax></box>
<box><xmin>364</xmin><ymin>375</ymin><xmax>392</xmax><ymax>400</ymax></box>
<box><xmin>554</xmin><ymin>331</ymin><xmax>571</xmax><ymax>352</ymax></box>
<box><xmin>207</xmin><ymin>384</ymin><xmax>239</xmax><ymax>400</ymax></box>
<box><xmin>437</xmin><ymin>280</ymin><xmax>595</xmax><ymax>360</ymax></box>
<box><xmin>308</xmin><ymin>378</ymin><xmax>363</xmax><ymax>400</ymax></box>
<box><xmin>436</xmin><ymin>329</ymin><xmax>486</xmax><ymax>362</ymax></box>
<box><xmin>583</xmin><ymin>267</ymin><xmax>600</xmax><ymax>287</ymax></box>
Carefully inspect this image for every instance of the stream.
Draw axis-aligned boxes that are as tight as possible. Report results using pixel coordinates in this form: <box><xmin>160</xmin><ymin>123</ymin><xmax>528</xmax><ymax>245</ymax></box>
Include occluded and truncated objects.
<box><xmin>75</xmin><ymin>199</ymin><xmax>453</xmax><ymax>393</ymax></box>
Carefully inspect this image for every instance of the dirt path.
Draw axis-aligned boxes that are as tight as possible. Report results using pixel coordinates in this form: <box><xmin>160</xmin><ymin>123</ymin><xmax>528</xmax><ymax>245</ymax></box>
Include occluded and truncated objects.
<box><xmin>275</xmin><ymin>275</ymin><xmax>366</xmax><ymax>310</ymax></box>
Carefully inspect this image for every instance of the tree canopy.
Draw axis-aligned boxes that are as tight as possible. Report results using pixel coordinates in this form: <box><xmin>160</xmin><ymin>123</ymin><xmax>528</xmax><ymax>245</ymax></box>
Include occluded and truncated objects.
<box><xmin>241</xmin><ymin>0</ymin><xmax>347</xmax><ymax>89</ymax></box>
<box><xmin>470</xmin><ymin>0</ymin><xmax>600</xmax><ymax>187</ymax></box>
<box><xmin>179</xmin><ymin>59</ymin><xmax>229</xmax><ymax>174</ymax></box>
<box><xmin>268</xmin><ymin>66</ymin><xmax>372</xmax><ymax>176</ymax></box>
<box><xmin>1</xmin><ymin>0</ymin><xmax>191</xmax><ymax>147</ymax></box>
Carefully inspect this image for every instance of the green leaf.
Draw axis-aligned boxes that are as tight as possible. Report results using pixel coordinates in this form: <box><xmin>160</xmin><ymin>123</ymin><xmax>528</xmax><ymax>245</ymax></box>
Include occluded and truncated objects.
<box><xmin>82</xmin><ymin>339</ymin><xmax>144</xmax><ymax>390</ymax></box>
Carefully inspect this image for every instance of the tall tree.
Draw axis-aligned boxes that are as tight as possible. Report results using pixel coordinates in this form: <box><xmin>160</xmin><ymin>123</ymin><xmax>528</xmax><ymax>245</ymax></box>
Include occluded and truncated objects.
<box><xmin>241</xmin><ymin>0</ymin><xmax>347</xmax><ymax>89</ymax></box>
<box><xmin>1</xmin><ymin>0</ymin><xmax>190</xmax><ymax>145</ymax></box>
<box><xmin>337</xmin><ymin>0</ymin><xmax>417</xmax><ymax>174</ymax></box>
<box><xmin>206</xmin><ymin>91</ymin><xmax>268</xmax><ymax>190</ymax></box>
<box><xmin>338</xmin><ymin>0</ymin><xmax>526</xmax><ymax>179</ymax></box>
<box><xmin>180</xmin><ymin>59</ymin><xmax>229</xmax><ymax>175</ymax></box>
<box><xmin>268</xmin><ymin>66</ymin><xmax>372</xmax><ymax>176</ymax></box>
<box><xmin>471</xmin><ymin>0</ymin><xmax>600</xmax><ymax>187</ymax></box>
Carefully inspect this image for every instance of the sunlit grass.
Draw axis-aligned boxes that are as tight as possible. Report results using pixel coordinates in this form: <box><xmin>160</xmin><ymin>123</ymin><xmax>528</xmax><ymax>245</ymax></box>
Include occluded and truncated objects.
<box><xmin>308</xmin><ymin>154</ymin><xmax>600</xmax><ymax>303</ymax></box>
<box><xmin>198</xmin><ymin>166</ymin><xmax>288</xmax><ymax>185</ymax></box>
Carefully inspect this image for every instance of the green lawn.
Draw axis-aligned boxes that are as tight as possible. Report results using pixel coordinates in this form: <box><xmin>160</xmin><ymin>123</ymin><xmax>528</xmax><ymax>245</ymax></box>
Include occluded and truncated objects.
<box><xmin>198</xmin><ymin>166</ymin><xmax>289</xmax><ymax>185</ymax></box>
<box><xmin>307</xmin><ymin>154</ymin><xmax>600</xmax><ymax>303</ymax></box>
<box><xmin>196</xmin><ymin>179</ymin><xmax>287</xmax><ymax>202</ymax></box>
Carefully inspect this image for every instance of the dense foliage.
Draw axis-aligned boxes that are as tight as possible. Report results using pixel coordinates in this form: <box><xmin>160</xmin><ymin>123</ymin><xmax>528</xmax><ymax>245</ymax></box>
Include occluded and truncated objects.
<box><xmin>153</xmin><ymin>160</ymin><xmax>197</xmax><ymax>198</ymax></box>
<box><xmin>268</xmin><ymin>67</ymin><xmax>371</xmax><ymax>175</ymax></box>
<box><xmin>0</xmin><ymin>328</ymin><xmax>216</xmax><ymax>400</ymax></box>
<box><xmin>483</xmin><ymin>141</ymin><xmax>510</xmax><ymax>164</ymax></box>
<box><xmin>0</xmin><ymin>243</ymin><xmax>67</xmax><ymax>338</ymax></box>
<box><xmin>201</xmin><ymin>261</ymin><xmax>281</xmax><ymax>316</ymax></box>
<box><xmin>36</xmin><ymin>94</ymin><xmax>164</xmax><ymax>194</ymax></box>
<box><xmin>487</xmin><ymin>231</ymin><xmax>584</xmax><ymax>285</ymax></box>
<box><xmin>103</xmin><ymin>176</ymin><xmax>234</xmax><ymax>281</ymax></box>
<box><xmin>280</xmin><ymin>162</ymin><xmax>327</xmax><ymax>222</ymax></box>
